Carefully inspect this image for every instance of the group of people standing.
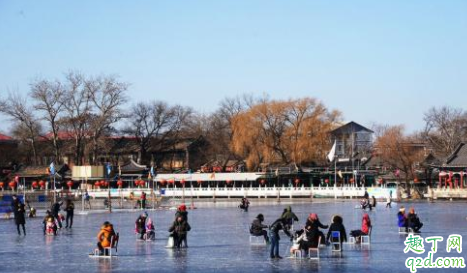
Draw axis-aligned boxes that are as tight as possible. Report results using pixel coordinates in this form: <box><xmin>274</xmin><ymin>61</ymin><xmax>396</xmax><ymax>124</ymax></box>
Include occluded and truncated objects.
<box><xmin>42</xmin><ymin>199</ymin><xmax>75</xmax><ymax>235</ymax></box>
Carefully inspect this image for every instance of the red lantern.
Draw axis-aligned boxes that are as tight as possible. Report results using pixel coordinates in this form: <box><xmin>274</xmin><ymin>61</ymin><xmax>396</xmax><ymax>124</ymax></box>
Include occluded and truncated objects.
<box><xmin>294</xmin><ymin>179</ymin><xmax>300</xmax><ymax>184</ymax></box>
<box><xmin>95</xmin><ymin>181</ymin><xmax>100</xmax><ymax>187</ymax></box>
<box><xmin>180</xmin><ymin>179</ymin><xmax>186</xmax><ymax>185</ymax></box>
<box><xmin>139</xmin><ymin>180</ymin><xmax>145</xmax><ymax>187</ymax></box>
<box><xmin>67</xmin><ymin>181</ymin><xmax>73</xmax><ymax>188</ymax></box>
<box><xmin>168</xmin><ymin>179</ymin><xmax>175</xmax><ymax>184</ymax></box>
<box><xmin>9</xmin><ymin>181</ymin><xmax>16</xmax><ymax>189</ymax></box>
<box><xmin>197</xmin><ymin>180</ymin><xmax>202</xmax><ymax>185</ymax></box>
<box><xmin>260</xmin><ymin>179</ymin><xmax>266</xmax><ymax>185</ymax></box>
<box><xmin>32</xmin><ymin>181</ymin><xmax>38</xmax><ymax>188</ymax></box>
<box><xmin>117</xmin><ymin>180</ymin><xmax>123</xmax><ymax>187</ymax></box>
<box><xmin>39</xmin><ymin>180</ymin><xmax>45</xmax><ymax>188</ymax></box>
<box><xmin>325</xmin><ymin>179</ymin><xmax>329</xmax><ymax>183</ymax></box>
<box><xmin>160</xmin><ymin>179</ymin><xmax>166</xmax><ymax>186</ymax></box>
<box><xmin>226</xmin><ymin>180</ymin><xmax>232</xmax><ymax>185</ymax></box>
<box><xmin>0</xmin><ymin>182</ymin><xmax>4</xmax><ymax>188</ymax></box>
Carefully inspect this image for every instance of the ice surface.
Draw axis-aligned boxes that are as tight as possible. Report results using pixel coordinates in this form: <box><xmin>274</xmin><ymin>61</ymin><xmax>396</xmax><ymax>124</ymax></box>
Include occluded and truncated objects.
<box><xmin>1</xmin><ymin>200</ymin><xmax>466</xmax><ymax>272</ymax></box>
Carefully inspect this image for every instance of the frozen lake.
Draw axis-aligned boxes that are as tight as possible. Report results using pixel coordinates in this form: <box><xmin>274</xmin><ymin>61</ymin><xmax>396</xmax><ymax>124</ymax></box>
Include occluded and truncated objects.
<box><xmin>1</xmin><ymin>200</ymin><xmax>466</xmax><ymax>273</ymax></box>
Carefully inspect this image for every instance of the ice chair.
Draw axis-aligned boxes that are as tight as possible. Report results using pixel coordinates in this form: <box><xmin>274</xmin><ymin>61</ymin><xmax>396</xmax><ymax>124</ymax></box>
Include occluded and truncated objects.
<box><xmin>330</xmin><ymin>231</ymin><xmax>342</xmax><ymax>252</ymax></box>
<box><xmin>293</xmin><ymin>249</ymin><xmax>305</xmax><ymax>259</ymax></box>
<box><xmin>249</xmin><ymin>235</ymin><xmax>266</xmax><ymax>245</ymax></box>
<box><xmin>94</xmin><ymin>232</ymin><xmax>119</xmax><ymax>257</ymax></box>
<box><xmin>398</xmin><ymin>226</ymin><xmax>409</xmax><ymax>234</ymax></box>
<box><xmin>361</xmin><ymin>227</ymin><xmax>371</xmax><ymax>244</ymax></box>
<box><xmin>308</xmin><ymin>236</ymin><xmax>321</xmax><ymax>260</ymax></box>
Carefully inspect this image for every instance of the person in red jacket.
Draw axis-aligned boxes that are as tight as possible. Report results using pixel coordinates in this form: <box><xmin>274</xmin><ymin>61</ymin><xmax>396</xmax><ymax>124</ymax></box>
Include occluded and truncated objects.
<box><xmin>350</xmin><ymin>213</ymin><xmax>372</xmax><ymax>243</ymax></box>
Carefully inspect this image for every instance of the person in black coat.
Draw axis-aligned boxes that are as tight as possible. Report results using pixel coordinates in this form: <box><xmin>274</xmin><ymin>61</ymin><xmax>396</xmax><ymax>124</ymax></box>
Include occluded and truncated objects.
<box><xmin>269</xmin><ymin>218</ymin><xmax>292</xmax><ymax>259</ymax></box>
<box><xmin>51</xmin><ymin>201</ymin><xmax>63</xmax><ymax>228</ymax></box>
<box><xmin>407</xmin><ymin>207</ymin><xmax>423</xmax><ymax>232</ymax></box>
<box><xmin>326</xmin><ymin>215</ymin><xmax>347</xmax><ymax>250</ymax></box>
<box><xmin>64</xmin><ymin>199</ymin><xmax>74</xmax><ymax>228</ymax></box>
<box><xmin>169</xmin><ymin>216</ymin><xmax>191</xmax><ymax>248</ymax></box>
<box><xmin>135</xmin><ymin>212</ymin><xmax>148</xmax><ymax>240</ymax></box>
<box><xmin>14</xmin><ymin>202</ymin><xmax>26</xmax><ymax>235</ymax></box>
<box><xmin>250</xmin><ymin>214</ymin><xmax>269</xmax><ymax>243</ymax></box>
<box><xmin>305</xmin><ymin>213</ymin><xmax>328</xmax><ymax>246</ymax></box>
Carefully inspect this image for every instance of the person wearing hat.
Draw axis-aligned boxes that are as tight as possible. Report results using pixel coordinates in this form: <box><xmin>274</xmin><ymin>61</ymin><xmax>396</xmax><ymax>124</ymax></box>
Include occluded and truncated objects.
<box><xmin>135</xmin><ymin>212</ymin><xmax>148</xmax><ymax>240</ymax></box>
<box><xmin>250</xmin><ymin>214</ymin><xmax>269</xmax><ymax>243</ymax></box>
<box><xmin>169</xmin><ymin>216</ymin><xmax>191</xmax><ymax>248</ymax></box>
<box><xmin>350</xmin><ymin>213</ymin><xmax>371</xmax><ymax>243</ymax></box>
<box><xmin>305</xmin><ymin>213</ymin><xmax>328</xmax><ymax>246</ymax></box>
<box><xmin>397</xmin><ymin>206</ymin><xmax>408</xmax><ymax>232</ymax></box>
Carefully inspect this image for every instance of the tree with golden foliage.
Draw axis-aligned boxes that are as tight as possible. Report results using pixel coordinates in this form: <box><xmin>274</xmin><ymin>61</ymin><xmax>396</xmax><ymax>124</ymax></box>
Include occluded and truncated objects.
<box><xmin>374</xmin><ymin>125</ymin><xmax>426</xmax><ymax>184</ymax></box>
<box><xmin>231</xmin><ymin>97</ymin><xmax>340</xmax><ymax>170</ymax></box>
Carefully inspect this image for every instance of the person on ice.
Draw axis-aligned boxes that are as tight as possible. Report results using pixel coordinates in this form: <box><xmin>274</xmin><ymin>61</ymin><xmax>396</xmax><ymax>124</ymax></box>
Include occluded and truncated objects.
<box><xmin>350</xmin><ymin>213</ymin><xmax>371</xmax><ymax>243</ymax></box>
<box><xmin>370</xmin><ymin>196</ymin><xmax>377</xmax><ymax>208</ymax></box>
<box><xmin>146</xmin><ymin>218</ymin><xmax>156</xmax><ymax>240</ymax></box>
<box><xmin>386</xmin><ymin>193</ymin><xmax>392</xmax><ymax>208</ymax></box>
<box><xmin>96</xmin><ymin>221</ymin><xmax>117</xmax><ymax>256</ymax></box>
<box><xmin>175</xmin><ymin>204</ymin><xmax>188</xmax><ymax>221</ymax></box>
<box><xmin>65</xmin><ymin>199</ymin><xmax>74</xmax><ymax>228</ymax></box>
<box><xmin>269</xmin><ymin>217</ymin><xmax>292</xmax><ymax>259</ymax></box>
<box><xmin>281</xmin><ymin>206</ymin><xmax>299</xmax><ymax>230</ymax></box>
<box><xmin>135</xmin><ymin>212</ymin><xmax>148</xmax><ymax>240</ymax></box>
<box><xmin>305</xmin><ymin>213</ymin><xmax>328</xmax><ymax>245</ymax></box>
<box><xmin>14</xmin><ymin>200</ymin><xmax>27</xmax><ymax>235</ymax></box>
<box><xmin>326</xmin><ymin>215</ymin><xmax>347</xmax><ymax>249</ymax></box>
<box><xmin>360</xmin><ymin>198</ymin><xmax>370</xmax><ymax>210</ymax></box>
<box><xmin>250</xmin><ymin>214</ymin><xmax>269</xmax><ymax>243</ymax></box>
<box><xmin>140</xmin><ymin>191</ymin><xmax>146</xmax><ymax>209</ymax></box>
<box><xmin>407</xmin><ymin>207</ymin><xmax>423</xmax><ymax>233</ymax></box>
<box><xmin>397</xmin><ymin>206</ymin><xmax>408</xmax><ymax>232</ymax></box>
<box><xmin>169</xmin><ymin>216</ymin><xmax>191</xmax><ymax>248</ymax></box>
<box><xmin>51</xmin><ymin>200</ymin><xmax>63</xmax><ymax>229</ymax></box>
<box><xmin>239</xmin><ymin>197</ymin><xmax>250</xmax><ymax>212</ymax></box>
<box><xmin>175</xmin><ymin>204</ymin><xmax>189</xmax><ymax>246</ymax></box>
<box><xmin>43</xmin><ymin>210</ymin><xmax>57</xmax><ymax>235</ymax></box>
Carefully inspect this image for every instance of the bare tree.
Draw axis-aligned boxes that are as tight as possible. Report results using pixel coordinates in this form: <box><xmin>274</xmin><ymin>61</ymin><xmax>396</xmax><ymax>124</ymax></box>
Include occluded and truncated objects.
<box><xmin>61</xmin><ymin>72</ymin><xmax>92</xmax><ymax>165</ymax></box>
<box><xmin>30</xmin><ymin>79</ymin><xmax>66</xmax><ymax>163</ymax></box>
<box><xmin>166</xmin><ymin>104</ymin><xmax>194</xmax><ymax>170</ymax></box>
<box><xmin>423</xmin><ymin>106</ymin><xmax>467</xmax><ymax>156</ymax></box>
<box><xmin>0</xmin><ymin>93</ymin><xmax>40</xmax><ymax>165</ymax></box>
<box><xmin>123</xmin><ymin>101</ymin><xmax>176</xmax><ymax>165</ymax></box>
<box><xmin>11</xmin><ymin>121</ymin><xmax>43</xmax><ymax>165</ymax></box>
<box><xmin>86</xmin><ymin>74</ymin><xmax>128</xmax><ymax>164</ymax></box>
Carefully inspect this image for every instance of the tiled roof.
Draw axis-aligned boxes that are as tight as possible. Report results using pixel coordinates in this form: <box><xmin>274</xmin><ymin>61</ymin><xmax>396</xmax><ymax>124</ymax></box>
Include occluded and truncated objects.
<box><xmin>330</xmin><ymin>121</ymin><xmax>374</xmax><ymax>134</ymax></box>
<box><xmin>445</xmin><ymin>143</ymin><xmax>467</xmax><ymax>167</ymax></box>
<box><xmin>120</xmin><ymin>159</ymin><xmax>147</xmax><ymax>172</ymax></box>
<box><xmin>0</xmin><ymin>133</ymin><xmax>13</xmax><ymax>141</ymax></box>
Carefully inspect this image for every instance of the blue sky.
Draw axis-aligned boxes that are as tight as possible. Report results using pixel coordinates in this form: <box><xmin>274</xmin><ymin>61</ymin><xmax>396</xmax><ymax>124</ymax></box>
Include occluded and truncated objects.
<box><xmin>1</xmin><ymin>0</ymin><xmax>466</xmax><ymax>134</ymax></box>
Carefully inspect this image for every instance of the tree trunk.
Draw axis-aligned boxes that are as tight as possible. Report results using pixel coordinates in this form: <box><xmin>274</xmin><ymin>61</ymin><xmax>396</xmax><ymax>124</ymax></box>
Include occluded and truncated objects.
<box><xmin>30</xmin><ymin>139</ymin><xmax>38</xmax><ymax>166</ymax></box>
